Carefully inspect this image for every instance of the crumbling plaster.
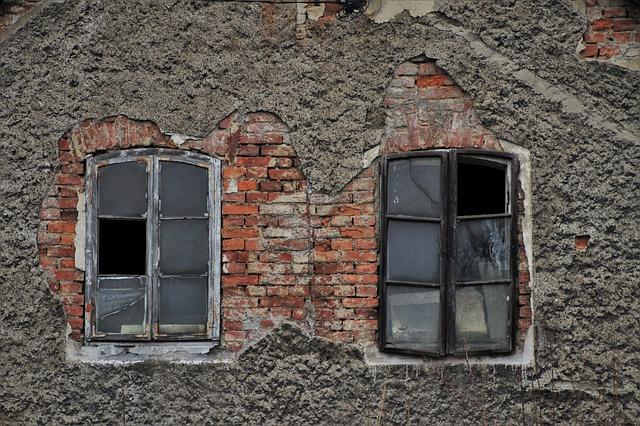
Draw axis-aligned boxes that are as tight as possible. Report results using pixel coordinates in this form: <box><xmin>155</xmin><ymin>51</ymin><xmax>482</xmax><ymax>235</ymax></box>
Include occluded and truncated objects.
<box><xmin>1</xmin><ymin>0</ymin><xmax>639</xmax><ymax>423</ymax></box>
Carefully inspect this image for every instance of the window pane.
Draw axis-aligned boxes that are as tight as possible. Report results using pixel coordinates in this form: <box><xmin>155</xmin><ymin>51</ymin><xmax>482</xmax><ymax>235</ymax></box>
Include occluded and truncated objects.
<box><xmin>387</xmin><ymin>220</ymin><xmax>440</xmax><ymax>283</ymax></box>
<box><xmin>387</xmin><ymin>157</ymin><xmax>441</xmax><ymax>217</ymax></box>
<box><xmin>98</xmin><ymin>162</ymin><xmax>148</xmax><ymax>217</ymax></box>
<box><xmin>455</xmin><ymin>284</ymin><xmax>510</xmax><ymax>351</ymax></box>
<box><xmin>158</xmin><ymin>278</ymin><xmax>208</xmax><ymax>335</ymax></box>
<box><xmin>160</xmin><ymin>161</ymin><xmax>208</xmax><ymax>217</ymax></box>
<box><xmin>160</xmin><ymin>219</ymin><xmax>208</xmax><ymax>275</ymax></box>
<box><xmin>457</xmin><ymin>160</ymin><xmax>507</xmax><ymax>216</ymax></box>
<box><xmin>96</xmin><ymin>278</ymin><xmax>146</xmax><ymax>335</ymax></box>
<box><xmin>455</xmin><ymin>218</ymin><xmax>510</xmax><ymax>282</ymax></box>
<box><xmin>386</xmin><ymin>285</ymin><xmax>440</xmax><ymax>352</ymax></box>
<box><xmin>98</xmin><ymin>219</ymin><xmax>146</xmax><ymax>275</ymax></box>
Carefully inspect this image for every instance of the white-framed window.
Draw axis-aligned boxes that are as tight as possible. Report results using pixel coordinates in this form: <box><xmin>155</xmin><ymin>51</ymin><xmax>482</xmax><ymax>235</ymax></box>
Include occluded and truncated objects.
<box><xmin>84</xmin><ymin>148</ymin><xmax>221</xmax><ymax>342</ymax></box>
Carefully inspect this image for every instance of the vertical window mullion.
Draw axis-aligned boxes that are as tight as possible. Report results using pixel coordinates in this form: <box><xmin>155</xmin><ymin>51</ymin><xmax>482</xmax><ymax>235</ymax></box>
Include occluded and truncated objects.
<box><xmin>445</xmin><ymin>150</ymin><xmax>457</xmax><ymax>355</ymax></box>
<box><xmin>150</xmin><ymin>155</ymin><xmax>160</xmax><ymax>340</ymax></box>
<box><xmin>439</xmin><ymin>152</ymin><xmax>449</xmax><ymax>356</ymax></box>
<box><xmin>85</xmin><ymin>156</ymin><xmax>98</xmax><ymax>341</ymax></box>
<box><xmin>210</xmin><ymin>158</ymin><xmax>221</xmax><ymax>341</ymax></box>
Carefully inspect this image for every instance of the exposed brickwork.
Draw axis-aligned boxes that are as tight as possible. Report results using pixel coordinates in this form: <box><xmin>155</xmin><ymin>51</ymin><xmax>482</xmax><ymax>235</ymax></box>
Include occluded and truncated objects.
<box><xmin>0</xmin><ymin>0</ymin><xmax>41</xmax><ymax>35</ymax></box>
<box><xmin>580</xmin><ymin>0</ymin><xmax>640</xmax><ymax>62</ymax></box>
<box><xmin>39</xmin><ymin>59</ymin><xmax>533</xmax><ymax>352</ymax></box>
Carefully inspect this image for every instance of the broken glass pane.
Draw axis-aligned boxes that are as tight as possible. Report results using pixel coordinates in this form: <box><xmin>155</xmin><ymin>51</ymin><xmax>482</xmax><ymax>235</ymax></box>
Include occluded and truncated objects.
<box><xmin>386</xmin><ymin>285</ymin><xmax>440</xmax><ymax>352</ymax></box>
<box><xmin>455</xmin><ymin>218</ymin><xmax>510</xmax><ymax>282</ymax></box>
<box><xmin>159</xmin><ymin>219</ymin><xmax>209</xmax><ymax>275</ymax></box>
<box><xmin>457</xmin><ymin>160</ymin><xmax>507</xmax><ymax>216</ymax></box>
<box><xmin>96</xmin><ymin>278</ymin><xmax>146</xmax><ymax>335</ymax></box>
<box><xmin>158</xmin><ymin>278</ymin><xmax>208</xmax><ymax>335</ymax></box>
<box><xmin>98</xmin><ymin>218</ymin><xmax>146</xmax><ymax>275</ymax></box>
<box><xmin>98</xmin><ymin>161</ymin><xmax>148</xmax><ymax>217</ymax></box>
<box><xmin>387</xmin><ymin>220</ymin><xmax>440</xmax><ymax>283</ymax></box>
<box><xmin>387</xmin><ymin>157</ymin><xmax>441</xmax><ymax>218</ymax></box>
<box><xmin>455</xmin><ymin>284</ymin><xmax>510</xmax><ymax>351</ymax></box>
<box><xmin>160</xmin><ymin>161</ymin><xmax>208</xmax><ymax>217</ymax></box>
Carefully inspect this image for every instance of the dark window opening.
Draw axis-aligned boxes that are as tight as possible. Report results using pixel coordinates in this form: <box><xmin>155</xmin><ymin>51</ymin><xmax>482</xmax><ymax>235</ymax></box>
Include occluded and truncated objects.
<box><xmin>98</xmin><ymin>218</ymin><xmax>146</xmax><ymax>275</ymax></box>
<box><xmin>381</xmin><ymin>150</ymin><xmax>517</xmax><ymax>357</ymax></box>
<box><xmin>457</xmin><ymin>161</ymin><xmax>507</xmax><ymax>216</ymax></box>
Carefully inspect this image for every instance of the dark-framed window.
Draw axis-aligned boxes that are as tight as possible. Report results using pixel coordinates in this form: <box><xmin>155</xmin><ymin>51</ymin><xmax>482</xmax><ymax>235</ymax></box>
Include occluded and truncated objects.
<box><xmin>379</xmin><ymin>149</ymin><xmax>518</xmax><ymax>357</ymax></box>
<box><xmin>84</xmin><ymin>148</ymin><xmax>221</xmax><ymax>342</ymax></box>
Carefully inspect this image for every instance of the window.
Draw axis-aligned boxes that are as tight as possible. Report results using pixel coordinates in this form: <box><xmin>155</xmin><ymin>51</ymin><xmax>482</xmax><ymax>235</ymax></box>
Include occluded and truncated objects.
<box><xmin>380</xmin><ymin>150</ymin><xmax>518</xmax><ymax>356</ymax></box>
<box><xmin>84</xmin><ymin>149</ymin><xmax>221</xmax><ymax>342</ymax></box>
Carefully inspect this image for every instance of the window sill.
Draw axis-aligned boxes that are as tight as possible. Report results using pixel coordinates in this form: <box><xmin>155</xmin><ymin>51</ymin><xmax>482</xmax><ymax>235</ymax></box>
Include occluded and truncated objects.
<box><xmin>66</xmin><ymin>333</ymin><xmax>234</xmax><ymax>364</ymax></box>
<box><xmin>364</xmin><ymin>326</ymin><xmax>534</xmax><ymax>366</ymax></box>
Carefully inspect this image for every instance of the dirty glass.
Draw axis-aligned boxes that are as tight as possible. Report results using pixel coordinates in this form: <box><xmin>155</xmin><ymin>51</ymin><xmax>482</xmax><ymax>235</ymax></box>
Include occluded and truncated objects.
<box><xmin>96</xmin><ymin>278</ymin><xmax>146</xmax><ymax>334</ymax></box>
<box><xmin>387</xmin><ymin>157</ymin><xmax>441</xmax><ymax>218</ymax></box>
<box><xmin>98</xmin><ymin>218</ymin><xmax>146</xmax><ymax>275</ymax></box>
<box><xmin>98</xmin><ymin>162</ymin><xmax>148</xmax><ymax>217</ymax></box>
<box><xmin>159</xmin><ymin>219</ymin><xmax>208</xmax><ymax>275</ymax></box>
<box><xmin>387</xmin><ymin>220</ymin><xmax>440</xmax><ymax>283</ymax></box>
<box><xmin>386</xmin><ymin>286</ymin><xmax>440</xmax><ymax>352</ymax></box>
<box><xmin>454</xmin><ymin>284</ymin><xmax>510</xmax><ymax>351</ymax></box>
<box><xmin>457</xmin><ymin>161</ymin><xmax>507</xmax><ymax>216</ymax></box>
<box><xmin>160</xmin><ymin>161</ymin><xmax>208</xmax><ymax>218</ymax></box>
<box><xmin>455</xmin><ymin>218</ymin><xmax>510</xmax><ymax>282</ymax></box>
<box><xmin>158</xmin><ymin>278</ymin><xmax>208</xmax><ymax>334</ymax></box>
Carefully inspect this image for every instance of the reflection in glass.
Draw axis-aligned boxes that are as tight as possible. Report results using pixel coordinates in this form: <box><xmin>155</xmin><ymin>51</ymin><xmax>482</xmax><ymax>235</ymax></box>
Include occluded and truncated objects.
<box><xmin>160</xmin><ymin>161</ymin><xmax>208</xmax><ymax>217</ymax></box>
<box><xmin>160</xmin><ymin>219</ymin><xmax>209</xmax><ymax>275</ymax></box>
<box><xmin>386</xmin><ymin>286</ymin><xmax>440</xmax><ymax>352</ymax></box>
<box><xmin>455</xmin><ymin>284</ymin><xmax>510</xmax><ymax>351</ymax></box>
<box><xmin>387</xmin><ymin>157</ymin><xmax>441</xmax><ymax>218</ymax></box>
<box><xmin>98</xmin><ymin>218</ymin><xmax>146</xmax><ymax>275</ymax></box>
<box><xmin>455</xmin><ymin>218</ymin><xmax>510</xmax><ymax>282</ymax></box>
<box><xmin>457</xmin><ymin>160</ymin><xmax>507</xmax><ymax>216</ymax></box>
<box><xmin>387</xmin><ymin>220</ymin><xmax>440</xmax><ymax>283</ymax></box>
<box><xmin>159</xmin><ymin>278</ymin><xmax>208</xmax><ymax>334</ymax></box>
<box><xmin>96</xmin><ymin>278</ymin><xmax>146</xmax><ymax>334</ymax></box>
<box><xmin>98</xmin><ymin>162</ymin><xmax>148</xmax><ymax>217</ymax></box>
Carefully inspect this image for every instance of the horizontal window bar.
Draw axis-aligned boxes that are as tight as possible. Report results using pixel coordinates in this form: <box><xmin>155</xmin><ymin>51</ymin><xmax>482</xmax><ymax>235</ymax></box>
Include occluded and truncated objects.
<box><xmin>159</xmin><ymin>216</ymin><xmax>209</xmax><ymax>220</ymax></box>
<box><xmin>456</xmin><ymin>213</ymin><xmax>512</xmax><ymax>221</ymax></box>
<box><xmin>97</xmin><ymin>215</ymin><xmax>147</xmax><ymax>220</ymax></box>
<box><xmin>97</xmin><ymin>275</ymin><xmax>147</xmax><ymax>279</ymax></box>
<box><xmin>158</xmin><ymin>274</ymin><xmax>209</xmax><ymax>279</ymax></box>
<box><xmin>386</xmin><ymin>215</ymin><xmax>441</xmax><ymax>223</ymax></box>
<box><xmin>385</xmin><ymin>280</ymin><xmax>441</xmax><ymax>288</ymax></box>
<box><xmin>454</xmin><ymin>279</ymin><xmax>512</xmax><ymax>286</ymax></box>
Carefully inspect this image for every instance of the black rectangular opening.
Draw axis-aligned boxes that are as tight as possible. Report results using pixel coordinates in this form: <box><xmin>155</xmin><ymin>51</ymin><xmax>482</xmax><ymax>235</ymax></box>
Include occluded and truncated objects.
<box><xmin>457</xmin><ymin>161</ymin><xmax>507</xmax><ymax>216</ymax></box>
<box><xmin>98</xmin><ymin>218</ymin><xmax>146</xmax><ymax>275</ymax></box>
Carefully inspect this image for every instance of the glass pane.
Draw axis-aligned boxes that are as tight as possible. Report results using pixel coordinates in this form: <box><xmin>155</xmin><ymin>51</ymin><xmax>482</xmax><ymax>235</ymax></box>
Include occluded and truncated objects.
<box><xmin>96</xmin><ymin>278</ymin><xmax>146</xmax><ymax>335</ymax></box>
<box><xmin>159</xmin><ymin>278</ymin><xmax>208</xmax><ymax>335</ymax></box>
<box><xmin>160</xmin><ymin>219</ymin><xmax>208</xmax><ymax>275</ymax></box>
<box><xmin>455</xmin><ymin>284</ymin><xmax>510</xmax><ymax>351</ymax></box>
<box><xmin>387</xmin><ymin>220</ymin><xmax>440</xmax><ymax>283</ymax></box>
<box><xmin>457</xmin><ymin>160</ymin><xmax>508</xmax><ymax>216</ymax></box>
<box><xmin>160</xmin><ymin>161</ymin><xmax>208</xmax><ymax>217</ymax></box>
<box><xmin>387</xmin><ymin>157</ymin><xmax>441</xmax><ymax>217</ymax></box>
<box><xmin>386</xmin><ymin>286</ymin><xmax>440</xmax><ymax>352</ymax></box>
<box><xmin>455</xmin><ymin>218</ymin><xmax>510</xmax><ymax>282</ymax></box>
<box><xmin>98</xmin><ymin>219</ymin><xmax>146</xmax><ymax>275</ymax></box>
<box><xmin>98</xmin><ymin>161</ymin><xmax>148</xmax><ymax>217</ymax></box>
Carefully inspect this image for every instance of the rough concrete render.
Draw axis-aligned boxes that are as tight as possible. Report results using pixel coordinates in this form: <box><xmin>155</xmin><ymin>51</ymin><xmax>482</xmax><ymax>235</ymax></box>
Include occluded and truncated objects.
<box><xmin>0</xmin><ymin>0</ymin><xmax>639</xmax><ymax>423</ymax></box>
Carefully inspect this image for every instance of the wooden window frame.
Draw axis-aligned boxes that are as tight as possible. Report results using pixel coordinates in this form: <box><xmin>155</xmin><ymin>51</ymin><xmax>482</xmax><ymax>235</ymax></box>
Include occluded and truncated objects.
<box><xmin>379</xmin><ymin>149</ymin><xmax>519</xmax><ymax>357</ymax></box>
<box><xmin>84</xmin><ymin>148</ymin><xmax>222</xmax><ymax>343</ymax></box>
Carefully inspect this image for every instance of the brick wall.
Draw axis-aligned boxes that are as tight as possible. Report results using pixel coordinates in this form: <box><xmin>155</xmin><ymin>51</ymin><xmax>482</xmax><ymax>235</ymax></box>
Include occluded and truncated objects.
<box><xmin>39</xmin><ymin>59</ymin><xmax>532</xmax><ymax>352</ymax></box>
<box><xmin>580</xmin><ymin>0</ymin><xmax>640</xmax><ymax>61</ymax></box>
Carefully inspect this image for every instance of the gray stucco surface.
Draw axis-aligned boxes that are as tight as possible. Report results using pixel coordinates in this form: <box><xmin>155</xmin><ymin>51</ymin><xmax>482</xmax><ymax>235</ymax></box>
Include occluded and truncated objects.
<box><xmin>0</xmin><ymin>0</ymin><xmax>639</xmax><ymax>423</ymax></box>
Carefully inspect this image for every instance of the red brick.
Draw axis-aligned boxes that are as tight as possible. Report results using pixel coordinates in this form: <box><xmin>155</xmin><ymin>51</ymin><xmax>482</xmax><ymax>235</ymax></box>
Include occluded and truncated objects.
<box><xmin>611</xmin><ymin>19</ymin><xmax>636</xmax><ymax>31</ymax></box>
<box><xmin>268</xmin><ymin>168</ymin><xmax>305</xmax><ymax>181</ymax></box>
<box><xmin>223</xmin><ymin>166</ymin><xmax>246</xmax><ymax>178</ymax></box>
<box><xmin>598</xmin><ymin>45</ymin><xmax>620</xmax><ymax>58</ymax></box>
<box><xmin>259</xmin><ymin>181</ymin><xmax>282</xmax><ymax>192</ymax></box>
<box><xmin>236</xmin><ymin>157</ymin><xmax>274</xmax><ymax>167</ymax></box>
<box><xmin>260</xmin><ymin>296</ymin><xmax>305</xmax><ymax>308</ymax></box>
<box><xmin>342</xmin><ymin>298</ymin><xmax>378</xmax><ymax>308</ymax></box>
<box><xmin>591</xmin><ymin>18</ymin><xmax>614</xmax><ymax>31</ymax></box>
<box><xmin>47</xmin><ymin>222</ymin><xmax>76</xmax><ymax>234</ymax></box>
<box><xmin>603</xmin><ymin>7</ymin><xmax>626</xmax><ymax>18</ymax></box>
<box><xmin>237</xmin><ymin>180</ymin><xmax>258</xmax><ymax>191</ymax></box>
<box><xmin>580</xmin><ymin>43</ymin><xmax>598</xmax><ymax>58</ymax></box>
<box><xmin>223</xmin><ymin>238</ymin><xmax>245</xmax><ymax>250</ymax></box>
<box><xmin>261</xmin><ymin>145</ymin><xmax>296</xmax><ymax>157</ymax></box>
<box><xmin>222</xmin><ymin>228</ymin><xmax>259</xmax><ymax>238</ymax></box>
<box><xmin>222</xmin><ymin>204</ymin><xmax>259</xmax><ymax>215</ymax></box>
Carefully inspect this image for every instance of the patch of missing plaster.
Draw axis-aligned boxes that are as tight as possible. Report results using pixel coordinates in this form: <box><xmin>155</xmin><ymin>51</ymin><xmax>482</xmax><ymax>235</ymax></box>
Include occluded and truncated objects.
<box><xmin>365</xmin><ymin>0</ymin><xmax>435</xmax><ymax>23</ymax></box>
<box><xmin>362</xmin><ymin>145</ymin><xmax>379</xmax><ymax>169</ymax></box>
<box><xmin>74</xmin><ymin>191</ymin><xmax>85</xmax><ymax>271</ymax></box>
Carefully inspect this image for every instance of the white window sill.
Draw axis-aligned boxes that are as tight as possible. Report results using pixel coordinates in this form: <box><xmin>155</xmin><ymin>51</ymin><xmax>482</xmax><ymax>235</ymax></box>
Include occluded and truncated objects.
<box><xmin>66</xmin><ymin>332</ymin><xmax>234</xmax><ymax>364</ymax></box>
